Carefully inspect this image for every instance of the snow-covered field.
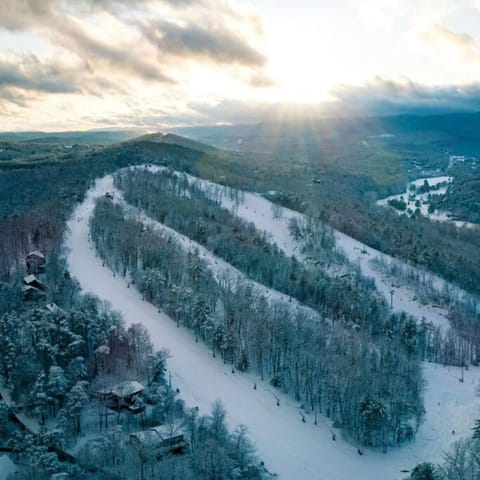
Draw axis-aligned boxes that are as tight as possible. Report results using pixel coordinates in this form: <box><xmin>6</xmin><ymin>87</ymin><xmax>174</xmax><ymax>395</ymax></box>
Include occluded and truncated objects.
<box><xmin>65</xmin><ymin>170</ymin><xmax>480</xmax><ymax>480</ymax></box>
<box><xmin>377</xmin><ymin>175</ymin><xmax>477</xmax><ymax>229</ymax></box>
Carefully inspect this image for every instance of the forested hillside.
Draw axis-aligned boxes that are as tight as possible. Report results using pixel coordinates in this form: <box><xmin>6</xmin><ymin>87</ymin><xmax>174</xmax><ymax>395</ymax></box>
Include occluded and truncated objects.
<box><xmin>96</xmin><ymin>168</ymin><xmax>426</xmax><ymax>448</ymax></box>
<box><xmin>0</xmin><ymin>140</ymin><xmax>269</xmax><ymax>479</ymax></box>
<box><xmin>1</xmin><ymin>125</ymin><xmax>480</xmax><ymax>479</ymax></box>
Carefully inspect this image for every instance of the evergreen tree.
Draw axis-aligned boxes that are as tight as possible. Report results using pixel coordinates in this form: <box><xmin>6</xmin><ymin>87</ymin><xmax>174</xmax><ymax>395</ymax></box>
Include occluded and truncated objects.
<box><xmin>472</xmin><ymin>418</ymin><xmax>480</xmax><ymax>439</ymax></box>
<box><xmin>410</xmin><ymin>462</ymin><xmax>439</xmax><ymax>480</ymax></box>
<box><xmin>47</xmin><ymin>365</ymin><xmax>69</xmax><ymax>414</ymax></box>
<box><xmin>28</xmin><ymin>372</ymin><xmax>50</xmax><ymax>425</ymax></box>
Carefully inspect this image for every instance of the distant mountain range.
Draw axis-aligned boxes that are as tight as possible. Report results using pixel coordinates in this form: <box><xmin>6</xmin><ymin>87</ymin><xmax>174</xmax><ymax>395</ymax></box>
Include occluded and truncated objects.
<box><xmin>3</xmin><ymin>111</ymin><xmax>480</xmax><ymax>153</ymax></box>
<box><xmin>0</xmin><ymin>128</ymin><xmax>145</xmax><ymax>145</ymax></box>
<box><xmin>171</xmin><ymin>112</ymin><xmax>480</xmax><ymax>155</ymax></box>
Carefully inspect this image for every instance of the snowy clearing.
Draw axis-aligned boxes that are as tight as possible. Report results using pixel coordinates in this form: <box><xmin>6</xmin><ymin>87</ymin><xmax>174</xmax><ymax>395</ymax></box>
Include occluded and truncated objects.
<box><xmin>377</xmin><ymin>175</ymin><xmax>477</xmax><ymax>229</ymax></box>
<box><xmin>65</xmin><ymin>171</ymin><xmax>480</xmax><ymax>480</ymax></box>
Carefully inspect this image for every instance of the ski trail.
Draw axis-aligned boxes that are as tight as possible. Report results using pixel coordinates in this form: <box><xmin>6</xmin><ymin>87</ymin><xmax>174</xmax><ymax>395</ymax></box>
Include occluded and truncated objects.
<box><xmin>114</xmin><ymin>192</ymin><xmax>324</xmax><ymax>325</ymax></box>
<box><xmin>138</xmin><ymin>164</ymin><xmax>453</xmax><ymax>331</ymax></box>
<box><xmin>65</xmin><ymin>172</ymin><xmax>480</xmax><ymax>480</ymax></box>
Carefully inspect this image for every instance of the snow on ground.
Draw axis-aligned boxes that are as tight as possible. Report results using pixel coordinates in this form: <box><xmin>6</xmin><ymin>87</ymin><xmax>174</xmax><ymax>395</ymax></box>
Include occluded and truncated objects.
<box><xmin>377</xmin><ymin>176</ymin><xmax>451</xmax><ymax>219</ymax></box>
<box><xmin>155</xmin><ymin>167</ymin><xmax>452</xmax><ymax>331</ymax></box>
<box><xmin>377</xmin><ymin>176</ymin><xmax>477</xmax><ymax>229</ymax></box>
<box><xmin>65</xmin><ymin>171</ymin><xmax>480</xmax><ymax>480</ymax></box>
<box><xmin>114</xmin><ymin>188</ymin><xmax>322</xmax><ymax>324</ymax></box>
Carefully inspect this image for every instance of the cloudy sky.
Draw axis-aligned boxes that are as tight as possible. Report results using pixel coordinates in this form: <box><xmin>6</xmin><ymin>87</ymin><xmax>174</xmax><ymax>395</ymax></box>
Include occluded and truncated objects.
<box><xmin>1</xmin><ymin>0</ymin><xmax>480</xmax><ymax>131</ymax></box>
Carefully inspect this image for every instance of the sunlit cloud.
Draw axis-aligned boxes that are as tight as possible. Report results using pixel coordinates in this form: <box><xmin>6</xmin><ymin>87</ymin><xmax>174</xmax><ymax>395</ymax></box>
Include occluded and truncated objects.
<box><xmin>1</xmin><ymin>0</ymin><xmax>480</xmax><ymax>130</ymax></box>
<box><xmin>420</xmin><ymin>24</ymin><xmax>480</xmax><ymax>62</ymax></box>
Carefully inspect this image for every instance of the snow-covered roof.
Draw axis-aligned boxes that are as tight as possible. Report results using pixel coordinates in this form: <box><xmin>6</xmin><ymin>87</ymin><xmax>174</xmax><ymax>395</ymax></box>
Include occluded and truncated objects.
<box><xmin>23</xmin><ymin>274</ymin><xmax>47</xmax><ymax>290</ymax></box>
<box><xmin>45</xmin><ymin>302</ymin><xmax>63</xmax><ymax>315</ymax></box>
<box><xmin>99</xmin><ymin>380</ymin><xmax>145</xmax><ymax>398</ymax></box>
<box><xmin>130</xmin><ymin>424</ymin><xmax>183</xmax><ymax>446</ymax></box>
<box><xmin>24</xmin><ymin>274</ymin><xmax>36</xmax><ymax>284</ymax></box>
<box><xmin>0</xmin><ymin>455</ymin><xmax>17</xmax><ymax>480</ymax></box>
<box><xmin>26</xmin><ymin>250</ymin><xmax>45</xmax><ymax>259</ymax></box>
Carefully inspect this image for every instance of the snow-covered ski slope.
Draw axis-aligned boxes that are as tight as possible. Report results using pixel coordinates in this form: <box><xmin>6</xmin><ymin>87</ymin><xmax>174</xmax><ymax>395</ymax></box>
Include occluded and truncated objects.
<box><xmin>140</xmin><ymin>165</ymin><xmax>457</xmax><ymax>331</ymax></box>
<box><xmin>116</xmin><ymin>192</ymin><xmax>323</xmax><ymax>324</ymax></box>
<box><xmin>166</xmin><ymin>167</ymin><xmax>453</xmax><ymax>331</ymax></box>
<box><xmin>65</xmin><ymin>170</ymin><xmax>480</xmax><ymax>480</ymax></box>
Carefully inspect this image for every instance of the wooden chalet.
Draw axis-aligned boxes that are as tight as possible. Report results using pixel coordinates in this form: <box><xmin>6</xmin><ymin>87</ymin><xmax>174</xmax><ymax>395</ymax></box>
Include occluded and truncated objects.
<box><xmin>23</xmin><ymin>274</ymin><xmax>47</xmax><ymax>301</ymax></box>
<box><xmin>25</xmin><ymin>250</ymin><xmax>46</xmax><ymax>274</ymax></box>
<box><xmin>23</xmin><ymin>274</ymin><xmax>47</xmax><ymax>291</ymax></box>
<box><xmin>129</xmin><ymin>424</ymin><xmax>186</xmax><ymax>459</ymax></box>
<box><xmin>97</xmin><ymin>380</ymin><xmax>145</xmax><ymax>413</ymax></box>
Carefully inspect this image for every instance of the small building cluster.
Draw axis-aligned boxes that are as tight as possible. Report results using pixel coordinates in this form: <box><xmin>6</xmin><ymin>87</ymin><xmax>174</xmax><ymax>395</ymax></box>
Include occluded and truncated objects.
<box><xmin>23</xmin><ymin>250</ymin><xmax>47</xmax><ymax>302</ymax></box>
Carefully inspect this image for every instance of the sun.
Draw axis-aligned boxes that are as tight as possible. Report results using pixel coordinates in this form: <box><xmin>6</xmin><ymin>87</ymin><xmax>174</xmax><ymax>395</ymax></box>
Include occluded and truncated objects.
<box><xmin>264</xmin><ymin>19</ymin><xmax>339</xmax><ymax>103</ymax></box>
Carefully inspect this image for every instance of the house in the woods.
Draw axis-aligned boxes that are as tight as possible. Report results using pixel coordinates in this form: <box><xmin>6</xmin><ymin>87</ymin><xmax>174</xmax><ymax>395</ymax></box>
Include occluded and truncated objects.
<box><xmin>97</xmin><ymin>380</ymin><xmax>145</xmax><ymax>413</ymax></box>
<box><xmin>25</xmin><ymin>250</ymin><xmax>46</xmax><ymax>274</ymax></box>
<box><xmin>129</xmin><ymin>424</ymin><xmax>186</xmax><ymax>459</ymax></box>
<box><xmin>0</xmin><ymin>455</ymin><xmax>17</xmax><ymax>480</ymax></box>
<box><xmin>23</xmin><ymin>285</ymin><xmax>46</xmax><ymax>301</ymax></box>
<box><xmin>45</xmin><ymin>302</ymin><xmax>64</xmax><ymax>315</ymax></box>
<box><xmin>23</xmin><ymin>274</ymin><xmax>47</xmax><ymax>291</ymax></box>
<box><xmin>23</xmin><ymin>274</ymin><xmax>47</xmax><ymax>301</ymax></box>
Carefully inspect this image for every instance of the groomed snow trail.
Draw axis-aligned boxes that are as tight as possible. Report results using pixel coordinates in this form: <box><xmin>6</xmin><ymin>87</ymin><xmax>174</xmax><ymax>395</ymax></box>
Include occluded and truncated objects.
<box><xmin>140</xmin><ymin>165</ymin><xmax>454</xmax><ymax>331</ymax></box>
<box><xmin>170</xmin><ymin>168</ymin><xmax>453</xmax><ymax>331</ymax></box>
<box><xmin>66</xmin><ymin>173</ymin><xmax>480</xmax><ymax>480</ymax></box>
<box><xmin>116</xmin><ymin>193</ymin><xmax>322</xmax><ymax>324</ymax></box>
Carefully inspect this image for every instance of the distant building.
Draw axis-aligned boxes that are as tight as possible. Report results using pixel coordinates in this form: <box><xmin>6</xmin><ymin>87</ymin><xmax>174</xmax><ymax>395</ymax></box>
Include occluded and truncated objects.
<box><xmin>23</xmin><ymin>274</ymin><xmax>47</xmax><ymax>302</ymax></box>
<box><xmin>25</xmin><ymin>250</ymin><xmax>46</xmax><ymax>274</ymax></box>
<box><xmin>45</xmin><ymin>302</ymin><xmax>64</xmax><ymax>315</ymax></box>
<box><xmin>23</xmin><ymin>285</ymin><xmax>46</xmax><ymax>302</ymax></box>
<box><xmin>23</xmin><ymin>274</ymin><xmax>47</xmax><ymax>291</ymax></box>
<box><xmin>98</xmin><ymin>380</ymin><xmax>145</xmax><ymax>413</ymax></box>
<box><xmin>129</xmin><ymin>424</ymin><xmax>186</xmax><ymax>459</ymax></box>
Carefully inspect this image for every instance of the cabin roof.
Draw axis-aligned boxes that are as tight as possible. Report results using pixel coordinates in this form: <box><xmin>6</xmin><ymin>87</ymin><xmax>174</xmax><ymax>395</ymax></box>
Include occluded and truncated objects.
<box><xmin>45</xmin><ymin>303</ymin><xmax>64</xmax><ymax>315</ymax></box>
<box><xmin>26</xmin><ymin>250</ymin><xmax>45</xmax><ymax>260</ymax></box>
<box><xmin>98</xmin><ymin>380</ymin><xmax>145</xmax><ymax>399</ymax></box>
<box><xmin>130</xmin><ymin>424</ymin><xmax>183</xmax><ymax>446</ymax></box>
<box><xmin>24</xmin><ymin>274</ymin><xmax>36</xmax><ymax>284</ymax></box>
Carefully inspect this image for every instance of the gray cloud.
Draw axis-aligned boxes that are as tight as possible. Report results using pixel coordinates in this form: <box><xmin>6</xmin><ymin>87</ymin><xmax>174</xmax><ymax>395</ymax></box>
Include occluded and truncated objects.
<box><xmin>330</xmin><ymin>78</ymin><xmax>480</xmax><ymax>115</ymax></box>
<box><xmin>0</xmin><ymin>0</ymin><xmax>266</xmax><ymax>92</ymax></box>
<box><xmin>0</xmin><ymin>53</ymin><xmax>123</xmax><ymax>110</ymax></box>
<box><xmin>49</xmin><ymin>17</ymin><xmax>172</xmax><ymax>83</ymax></box>
<box><xmin>140</xmin><ymin>18</ymin><xmax>266</xmax><ymax>67</ymax></box>
<box><xmin>0</xmin><ymin>55</ymin><xmax>84</xmax><ymax>94</ymax></box>
<box><xmin>0</xmin><ymin>0</ymin><xmax>54</xmax><ymax>29</ymax></box>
